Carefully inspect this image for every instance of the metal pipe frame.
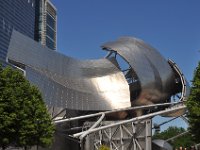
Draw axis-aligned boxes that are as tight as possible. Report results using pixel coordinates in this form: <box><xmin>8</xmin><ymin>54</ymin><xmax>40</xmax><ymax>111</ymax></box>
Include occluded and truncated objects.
<box><xmin>53</xmin><ymin>101</ymin><xmax>186</xmax><ymax>149</ymax></box>
<box><xmin>74</xmin><ymin>104</ymin><xmax>186</xmax><ymax>138</ymax></box>
<box><xmin>54</xmin><ymin>101</ymin><xmax>183</xmax><ymax>124</ymax></box>
<box><xmin>152</xmin><ymin>114</ymin><xmax>186</xmax><ymax>130</ymax></box>
<box><xmin>74</xmin><ymin>104</ymin><xmax>186</xmax><ymax>150</ymax></box>
<box><xmin>168</xmin><ymin>59</ymin><xmax>189</xmax><ymax>101</ymax></box>
<box><xmin>166</xmin><ymin>131</ymin><xmax>189</xmax><ymax>142</ymax></box>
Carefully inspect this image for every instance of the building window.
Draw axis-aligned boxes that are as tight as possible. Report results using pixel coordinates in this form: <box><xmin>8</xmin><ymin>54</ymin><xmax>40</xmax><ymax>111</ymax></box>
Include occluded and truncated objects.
<box><xmin>46</xmin><ymin>26</ymin><xmax>55</xmax><ymax>40</ymax></box>
<box><xmin>46</xmin><ymin>36</ymin><xmax>55</xmax><ymax>50</ymax></box>
<box><xmin>2</xmin><ymin>18</ymin><xmax>5</xmax><ymax>30</ymax></box>
<box><xmin>47</xmin><ymin>14</ymin><xmax>55</xmax><ymax>29</ymax></box>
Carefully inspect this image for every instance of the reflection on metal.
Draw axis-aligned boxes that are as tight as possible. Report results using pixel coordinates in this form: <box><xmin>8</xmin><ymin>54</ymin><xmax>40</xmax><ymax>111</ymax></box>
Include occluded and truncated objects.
<box><xmin>7</xmin><ymin>31</ymin><xmax>190</xmax><ymax>150</ymax></box>
<box><xmin>102</xmin><ymin>37</ymin><xmax>176</xmax><ymax>107</ymax></box>
<box><xmin>7</xmin><ymin>30</ymin><xmax>130</xmax><ymax>111</ymax></box>
<box><xmin>7</xmin><ymin>31</ymin><xmax>188</xmax><ymax>113</ymax></box>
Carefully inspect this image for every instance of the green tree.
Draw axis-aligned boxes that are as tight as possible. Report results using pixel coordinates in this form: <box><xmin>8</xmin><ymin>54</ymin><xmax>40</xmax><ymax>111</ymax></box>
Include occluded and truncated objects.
<box><xmin>0</xmin><ymin>66</ymin><xmax>55</xmax><ymax>150</ymax></box>
<box><xmin>153</xmin><ymin>126</ymin><xmax>194</xmax><ymax>149</ymax></box>
<box><xmin>186</xmin><ymin>61</ymin><xmax>200</xmax><ymax>143</ymax></box>
<box><xmin>99</xmin><ymin>145</ymin><xmax>110</xmax><ymax>150</ymax></box>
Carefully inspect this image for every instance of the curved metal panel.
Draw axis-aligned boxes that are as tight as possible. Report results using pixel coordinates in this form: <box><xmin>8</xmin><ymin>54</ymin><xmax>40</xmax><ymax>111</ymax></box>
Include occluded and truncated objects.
<box><xmin>7</xmin><ymin>31</ymin><xmax>188</xmax><ymax>115</ymax></box>
<box><xmin>102</xmin><ymin>37</ymin><xmax>176</xmax><ymax>106</ymax></box>
<box><xmin>7</xmin><ymin>30</ymin><xmax>131</xmax><ymax>111</ymax></box>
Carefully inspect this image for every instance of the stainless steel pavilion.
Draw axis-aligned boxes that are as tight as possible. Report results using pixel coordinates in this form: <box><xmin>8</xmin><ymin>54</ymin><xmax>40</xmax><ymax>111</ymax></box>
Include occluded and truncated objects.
<box><xmin>7</xmin><ymin>30</ymin><xmax>189</xmax><ymax>114</ymax></box>
<box><xmin>7</xmin><ymin>30</ymin><xmax>190</xmax><ymax>150</ymax></box>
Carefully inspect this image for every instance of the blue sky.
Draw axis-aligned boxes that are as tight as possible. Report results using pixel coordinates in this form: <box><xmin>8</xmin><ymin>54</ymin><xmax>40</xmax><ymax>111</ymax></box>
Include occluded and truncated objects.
<box><xmin>52</xmin><ymin>0</ymin><xmax>200</xmax><ymax>81</ymax></box>
<box><xmin>51</xmin><ymin>0</ymin><xmax>200</xmax><ymax>130</ymax></box>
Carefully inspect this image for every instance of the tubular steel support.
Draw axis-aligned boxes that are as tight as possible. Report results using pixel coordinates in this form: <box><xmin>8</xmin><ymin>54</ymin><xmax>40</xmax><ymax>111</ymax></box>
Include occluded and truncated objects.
<box><xmin>166</xmin><ymin>131</ymin><xmax>189</xmax><ymax>142</ymax></box>
<box><xmin>79</xmin><ymin>113</ymin><xmax>105</xmax><ymax>146</ymax></box>
<box><xmin>55</xmin><ymin>103</ymin><xmax>186</xmax><ymax>150</ymax></box>
<box><xmin>74</xmin><ymin>105</ymin><xmax>186</xmax><ymax>138</ymax></box>
<box><xmin>54</xmin><ymin>101</ymin><xmax>182</xmax><ymax>124</ymax></box>
<box><xmin>168</xmin><ymin>59</ymin><xmax>189</xmax><ymax>101</ymax></box>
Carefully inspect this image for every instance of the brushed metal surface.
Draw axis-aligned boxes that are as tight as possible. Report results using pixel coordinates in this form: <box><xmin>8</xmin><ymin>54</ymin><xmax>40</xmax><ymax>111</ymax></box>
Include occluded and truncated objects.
<box><xmin>7</xmin><ymin>31</ymin><xmax>188</xmax><ymax>114</ymax></box>
<box><xmin>102</xmin><ymin>37</ymin><xmax>176</xmax><ymax>108</ymax></box>
<box><xmin>7</xmin><ymin>30</ymin><xmax>130</xmax><ymax>111</ymax></box>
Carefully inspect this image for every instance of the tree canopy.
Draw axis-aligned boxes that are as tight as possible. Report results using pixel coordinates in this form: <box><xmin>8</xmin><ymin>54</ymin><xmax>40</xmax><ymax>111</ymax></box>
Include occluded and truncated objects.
<box><xmin>153</xmin><ymin>126</ymin><xmax>194</xmax><ymax>149</ymax></box>
<box><xmin>0</xmin><ymin>66</ymin><xmax>54</xmax><ymax>149</ymax></box>
<box><xmin>99</xmin><ymin>145</ymin><xmax>110</xmax><ymax>150</ymax></box>
<box><xmin>186</xmin><ymin>61</ymin><xmax>200</xmax><ymax>143</ymax></box>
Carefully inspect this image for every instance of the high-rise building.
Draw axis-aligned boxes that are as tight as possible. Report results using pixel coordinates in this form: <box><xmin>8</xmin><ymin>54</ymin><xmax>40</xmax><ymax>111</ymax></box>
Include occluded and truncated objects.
<box><xmin>0</xmin><ymin>0</ymin><xmax>36</xmax><ymax>65</ymax></box>
<box><xmin>35</xmin><ymin>0</ymin><xmax>57</xmax><ymax>50</ymax></box>
<box><xmin>0</xmin><ymin>0</ymin><xmax>57</xmax><ymax>66</ymax></box>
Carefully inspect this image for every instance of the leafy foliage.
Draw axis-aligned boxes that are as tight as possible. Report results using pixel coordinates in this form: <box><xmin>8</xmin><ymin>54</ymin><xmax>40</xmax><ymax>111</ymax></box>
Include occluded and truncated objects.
<box><xmin>186</xmin><ymin>61</ymin><xmax>200</xmax><ymax>143</ymax></box>
<box><xmin>0</xmin><ymin>66</ymin><xmax>54</xmax><ymax>149</ymax></box>
<box><xmin>99</xmin><ymin>145</ymin><xmax>110</xmax><ymax>150</ymax></box>
<box><xmin>153</xmin><ymin>126</ymin><xmax>194</xmax><ymax>149</ymax></box>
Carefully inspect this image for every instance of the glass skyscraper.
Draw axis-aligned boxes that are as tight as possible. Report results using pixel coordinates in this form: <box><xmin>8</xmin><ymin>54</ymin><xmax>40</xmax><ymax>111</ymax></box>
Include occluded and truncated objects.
<box><xmin>0</xmin><ymin>0</ymin><xmax>57</xmax><ymax>66</ymax></box>
<box><xmin>35</xmin><ymin>0</ymin><xmax>57</xmax><ymax>50</ymax></box>
<box><xmin>0</xmin><ymin>0</ymin><xmax>35</xmax><ymax>65</ymax></box>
